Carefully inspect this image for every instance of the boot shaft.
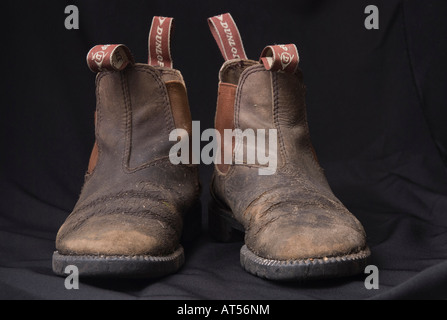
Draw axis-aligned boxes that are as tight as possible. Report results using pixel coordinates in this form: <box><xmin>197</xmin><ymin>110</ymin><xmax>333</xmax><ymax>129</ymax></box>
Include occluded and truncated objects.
<box><xmin>93</xmin><ymin>65</ymin><xmax>190</xmax><ymax>173</ymax></box>
<box><xmin>76</xmin><ymin>17</ymin><xmax>199</xmax><ymax>208</ymax></box>
<box><xmin>85</xmin><ymin>17</ymin><xmax>193</xmax><ymax>178</ymax></box>
<box><xmin>210</xmin><ymin>14</ymin><xmax>318</xmax><ymax>175</ymax></box>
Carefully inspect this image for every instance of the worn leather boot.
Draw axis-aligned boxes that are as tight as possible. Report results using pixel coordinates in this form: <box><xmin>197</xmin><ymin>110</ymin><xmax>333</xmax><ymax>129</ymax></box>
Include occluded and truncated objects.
<box><xmin>53</xmin><ymin>17</ymin><xmax>201</xmax><ymax>278</ymax></box>
<box><xmin>207</xmin><ymin>13</ymin><xmax>370</xmax><ymax>280</ymax></box>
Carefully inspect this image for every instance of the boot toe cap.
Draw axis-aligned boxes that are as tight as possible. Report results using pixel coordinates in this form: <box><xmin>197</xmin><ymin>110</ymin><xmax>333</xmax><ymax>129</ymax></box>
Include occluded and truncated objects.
<box><xmin>56</xmin><ymin>213</ymin><xmax>179</xmax><ymax>257</ymax></box>
<box><xmin>246</xmin><ymin>207</ymin><xmax>367</xmax><ymax>261</ymax></box>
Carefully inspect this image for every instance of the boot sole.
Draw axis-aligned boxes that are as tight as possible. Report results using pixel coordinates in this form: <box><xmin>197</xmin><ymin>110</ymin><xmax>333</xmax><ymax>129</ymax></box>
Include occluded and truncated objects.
<box><xmin>52</xmin><ymin>247</ymin><xmax>184</xmax><ymax>279</ymax></box>
<box><xmin>209</xmin><ymin>199</ymin><xmax>371</xmax><ymax>281</ymax></box>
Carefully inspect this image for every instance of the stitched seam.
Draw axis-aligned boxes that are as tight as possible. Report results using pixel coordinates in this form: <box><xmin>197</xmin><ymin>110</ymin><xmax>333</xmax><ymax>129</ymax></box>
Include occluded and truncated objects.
<box><xmin>121</xmin><ymin>70</ymin><xmax>134</xmax><ymax>174</ymax></box>
<box><xmin>76</xmin><ymin>209</ymin><xmax>177</xmax><ymax>221</ymax></box>
<box><xmin>135</xmin><ymin>65</ymin><xmax>175</xmax><ymax>133</ymax></box>
<box><xmin>60</xmin><ymin>193</ymin><xmax>179</xmax><ymax>241</ymax></box>
<box><xmin>123</xmin><ymin>65</ymin><xmax>176</xmax><ymax>173</ymax></box>
<box><xmin>224</xmin><ymin>66</ymin><xmax>263</xmax><ymax>198</ymax></box>
<box><xmin>60</xmin><ymin>210</ymin><xmax>181</xmax><ymax>244</ymax></box>
<box><xmin>125</xmin><ymin>156</ymin><xmax>174</xmax><ymax>173</ymax></box>
<box><xmin>89</xmin><ymin>72</ymin><xmax>108</xmax><ymax>179</ymax></box>
<box><xmin>224</xmin><ymin>65</ymin><xmax>272</xmax><ymax>201</ymax></box>
<box><xmin>272</xmin><ymin>72</ymin><xmax>287</xmax><ymax>168</ymax></box>
<box><xmin>72</xmin><ymin>189</ymin><xmax>171</xmax><ymax>213</ymax></box>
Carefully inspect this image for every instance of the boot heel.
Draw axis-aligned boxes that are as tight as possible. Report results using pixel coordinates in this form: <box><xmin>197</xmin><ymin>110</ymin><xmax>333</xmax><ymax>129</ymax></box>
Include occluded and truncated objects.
<box><xmin>208</xmin><ymin>199</ymin><xmax>244</xmax><ymax>242</ymax></box>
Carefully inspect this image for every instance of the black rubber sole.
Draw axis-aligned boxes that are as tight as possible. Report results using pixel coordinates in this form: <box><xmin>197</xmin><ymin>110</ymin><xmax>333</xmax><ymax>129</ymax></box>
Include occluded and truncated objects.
<box><xmin>52</xmin><ymin>246</ymin><xmax>184</xmax><ymax>279</ymax></box>
<box><xmin>240</xmin><ymin>245</ymin><xmax>371</xmax><ymax>281</ymax></box>
<box><xmin>208</xmin><ymin>199</ymin><xmax>371</xmax><ymax>281</ymax></box>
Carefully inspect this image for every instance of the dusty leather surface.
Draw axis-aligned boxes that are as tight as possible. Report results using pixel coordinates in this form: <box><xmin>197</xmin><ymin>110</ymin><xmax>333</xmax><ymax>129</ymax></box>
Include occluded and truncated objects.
<box><xmin>212</xmin><ymin>62</ymin><xmax>367</xmax><ymax>261</ymax></box>
<box><xmin>56</xmin><ymin>64</ymin><xmax>200</xmax><ymax>257</ymax></box>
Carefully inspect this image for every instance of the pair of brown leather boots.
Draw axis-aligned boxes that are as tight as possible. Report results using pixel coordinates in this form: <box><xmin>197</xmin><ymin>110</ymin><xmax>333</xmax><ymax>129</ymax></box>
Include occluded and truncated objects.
<box><xmin>53</xmin><ymin>14</ymin><xmax>370</xmax><ymax>281</ymax></box>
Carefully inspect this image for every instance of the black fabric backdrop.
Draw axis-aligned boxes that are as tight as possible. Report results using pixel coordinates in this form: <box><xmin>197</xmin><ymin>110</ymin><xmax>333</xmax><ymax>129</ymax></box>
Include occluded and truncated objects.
<box><xmin>1</xmin><ymin>0</ymin><xmax>446</xmax><ymax>300</ymax></box>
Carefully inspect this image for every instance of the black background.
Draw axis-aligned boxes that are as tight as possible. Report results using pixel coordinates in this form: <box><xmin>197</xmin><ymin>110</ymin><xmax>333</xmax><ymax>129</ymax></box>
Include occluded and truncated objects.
<box><xmin>1</xmin><ymin>0</ymin><xmax>446</xmax><ymax>300</ymax></box>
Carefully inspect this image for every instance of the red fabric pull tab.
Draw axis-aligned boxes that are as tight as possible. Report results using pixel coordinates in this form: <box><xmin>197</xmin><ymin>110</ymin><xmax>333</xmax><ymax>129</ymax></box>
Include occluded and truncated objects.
<box><xmin>208</xmin><ymin>13</ymin><xmax>247</xmax><ymax>61</ymax></box>
<box><xmin>260</xmin><ymin>44</ymin><xmax>299</xmax><ymax>73</ymax></box>
<box><xmin>148</xmin><ymin>16</ymin><xmax>174</xmax><ymax>68</ymax></box>
<box><xmin>87</xmin><ymin>44</ymin><xmax>134</xmax><ymax>73</ymax></box>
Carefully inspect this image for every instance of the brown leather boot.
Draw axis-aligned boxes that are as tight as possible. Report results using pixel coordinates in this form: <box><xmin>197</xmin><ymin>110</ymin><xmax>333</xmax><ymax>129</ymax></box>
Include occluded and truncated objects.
<box><xmin>207</xmin><ymin>13</ymin><xmax>370</xmax><ymax>280</ymax></box>
<box><xmin>53</xmin><ymin>17</ymin><xmax>201</xmax><ymax>278</ymax></box>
